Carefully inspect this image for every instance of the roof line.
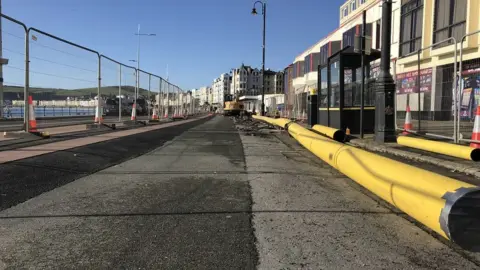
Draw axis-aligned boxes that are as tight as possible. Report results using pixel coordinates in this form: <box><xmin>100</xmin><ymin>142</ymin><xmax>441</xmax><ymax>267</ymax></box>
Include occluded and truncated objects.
<box><xmin>293</xmin><ymin>0</ymin><xmax>382</xmax><ymax>60</ymax></box>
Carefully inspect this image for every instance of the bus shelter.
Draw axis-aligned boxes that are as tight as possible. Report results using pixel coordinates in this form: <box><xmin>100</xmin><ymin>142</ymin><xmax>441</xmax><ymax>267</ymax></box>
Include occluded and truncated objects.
<box><xmin>317</xmin><ymin>46</ymin><xmax>381</xmax><ymax>134</ymax></box>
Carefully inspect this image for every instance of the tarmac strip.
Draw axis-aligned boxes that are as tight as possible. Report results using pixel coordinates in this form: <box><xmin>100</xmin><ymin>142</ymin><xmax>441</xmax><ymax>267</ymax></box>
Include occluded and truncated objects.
<box><xmin>0</xmin><ymin>116</ymin><xmax>212</xmax><ymax>212</ymax></box>
<box><xmin>0</xmin><ymin>116</ymin><xmax>256</xmax><ymax>269</ymax></box>
<box><xmin>0</xmin><ymin>116</ymin><xmax>209</xmax><ymax>164</ymax></box>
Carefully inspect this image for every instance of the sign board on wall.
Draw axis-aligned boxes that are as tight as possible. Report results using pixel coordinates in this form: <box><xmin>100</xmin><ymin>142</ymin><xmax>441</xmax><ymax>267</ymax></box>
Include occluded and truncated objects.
<box><xmin>460</xmin><ymin>74</ymin><xmax>480</xmax><ymax>119</ymax></box>
<box><xmin>396</xmin><ymin>68</ymin><xmax>433</xmax><ymax>94</ymax></box>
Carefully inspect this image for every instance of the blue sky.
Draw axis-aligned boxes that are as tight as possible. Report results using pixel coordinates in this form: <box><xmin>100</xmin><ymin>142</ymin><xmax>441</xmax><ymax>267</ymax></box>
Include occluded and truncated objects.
<box><xmin>3</xmin><ymin>0</ymin><xmax>344</xmax><ymax>90</ymax></box>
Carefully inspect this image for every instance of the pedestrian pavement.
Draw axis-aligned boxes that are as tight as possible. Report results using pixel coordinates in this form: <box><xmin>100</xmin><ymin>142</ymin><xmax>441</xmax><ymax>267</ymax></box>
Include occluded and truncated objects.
<box><xmin>241</xmin><ymin>127</ymin><xmax>480</xmax><ymax>269</ymax></box>
<box><xmin>0</xmin><ymin>116</ymin><xmax>479</xmax><ymax>268</ymax></box>
<box><xmin>0</xmin><ymin>115</ymin><xmax>150</xmax><ymax>132</ymax></box>
<box><xmin>0</xmin><ymin>115</ymin><xmax>256</xmax><ymax>269</ymax></box>
<box><xmin>0</xmin><ymin>117</ymin><xmax>204</xmax><ymax>164</ymax></box>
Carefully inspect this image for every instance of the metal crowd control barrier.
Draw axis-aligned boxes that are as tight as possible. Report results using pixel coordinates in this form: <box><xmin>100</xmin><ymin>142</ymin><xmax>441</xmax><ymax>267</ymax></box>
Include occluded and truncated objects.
<box><xmin>0</xmin><ymin>14</ymin><xmax>27</xmax><ymax>129</ymax></box>
<box><xmin>100</xmin><ymin>55</ymin><xmax>136</xmax><ymax>122</ymax></box>
<box><xmin>0</xmin><ymin>13</ymin><xmax>184</xmax><ymax>133</ymax></box>
<box><xmin>419</xmin><ymin>38</ymin><xmax>457</xmax><ymax>142</ymax></box>
<box><xmin>458</xmin><ymin>30</ymin><xmax>480</xmax><ymax>145</ymax></box>
<box><xmin>28</xmin><ymin>27</ymin><xmax>100</xmax><ymax>132</ymax></box>
<box><xmin>396</xmin><ymin>38</ymin><xmax>458</xmax><ymax>142</ymax></box>
<box><xmin>254</xmin><ymin>115</ymin><xmax>480</xmax><ymax>251</ymax></box>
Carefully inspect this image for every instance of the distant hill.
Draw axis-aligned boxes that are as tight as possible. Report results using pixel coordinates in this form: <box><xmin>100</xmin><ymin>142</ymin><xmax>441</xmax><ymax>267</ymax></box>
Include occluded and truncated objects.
<box><xmin>3</xmin><ymin>85</ymin><xmax>152</xmax><ymax>101</ymax></box>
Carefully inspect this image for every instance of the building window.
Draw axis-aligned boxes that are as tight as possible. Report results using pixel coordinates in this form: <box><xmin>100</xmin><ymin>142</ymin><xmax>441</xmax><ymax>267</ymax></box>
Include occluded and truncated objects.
<box><xmin>304</xmin><ymin>54</ymin><xmax>311</xmax><ymax>73</ymax></box>
<box><xmin>375</xmin><ymin>19</ymin><xmax>381</xmax><ymax>49</ymax></box>
<box><xmin>360</xmin><ymin>0</ymin><xmax>366</xmax><ymax>4</ymax></box>
<box><xmin>330</xmin><ymin>62</ymin><xmax>340</xmax><ymax>107</ymax></box>
<box><xmin>343</xmin><ymin>7</ymin><xmax>348</xmax><ymax>18</ymax></box>
<box><xmin>351</xmin><ymin>0</ymin><xmax>356</xmax><ymax>11</ymax></box>
<box><xmin>399</xmin><ymin>0</ymin><xmax>424</xmax><ymax>57</ymax></box>
<box><xmin>433</xmin><ymin>0</ymin><xmax>467</xmax><ymax>45</ymax></box>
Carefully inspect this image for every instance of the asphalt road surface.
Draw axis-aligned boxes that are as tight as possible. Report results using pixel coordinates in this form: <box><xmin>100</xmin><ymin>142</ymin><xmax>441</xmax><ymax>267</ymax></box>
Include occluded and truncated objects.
<box><xmin>0</xmin><ymin>115</ymin><xmax>150</xmax><ymax>131</ymax></box>
<box><xmin>0</xmin><ymin>116</ymin><xmax>479</xmax><ymax>269</ymax></box>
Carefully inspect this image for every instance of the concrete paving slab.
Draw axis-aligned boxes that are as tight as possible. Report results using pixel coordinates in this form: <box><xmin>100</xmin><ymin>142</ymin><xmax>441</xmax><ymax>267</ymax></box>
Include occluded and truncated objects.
<box><xmin>243</xmin><ymin>131</ymin><xmax>480</xmax><ymax>269</ymax></box>
<box><xmin>0</xmin><ymin>116</ymin><xmax>257</xmax><ymax>269</ymax></box>
<box><xmin>2</xmin><ymin>115</ymin><xmax>480</xmax><ymax>269</ymax></box>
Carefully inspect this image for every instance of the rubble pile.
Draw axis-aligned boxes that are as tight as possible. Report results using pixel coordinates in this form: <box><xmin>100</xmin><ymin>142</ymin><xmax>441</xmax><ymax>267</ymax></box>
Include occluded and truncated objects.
<box><xmin>232</xmin><ymin>116</ymin><xmax>275</xmax><ymax>135</ymax></box>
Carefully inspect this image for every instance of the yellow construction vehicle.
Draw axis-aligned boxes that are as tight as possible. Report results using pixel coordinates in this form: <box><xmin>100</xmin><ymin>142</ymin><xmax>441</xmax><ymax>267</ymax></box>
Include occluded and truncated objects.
<box><xmin>223</xmin><ymin>94</ymin><xmax>245</xmax><ymax>116</ymax></box>
<box><xmin>223</xmin><ymin>100</ymin><xmax>244</xmax><ymax>116</ymax></box>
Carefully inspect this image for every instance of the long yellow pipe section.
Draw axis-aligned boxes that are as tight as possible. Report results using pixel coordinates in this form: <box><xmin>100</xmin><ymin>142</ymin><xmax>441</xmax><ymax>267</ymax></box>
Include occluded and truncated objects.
<box><xmin>253</xmin><ymin>115</ymin><xmax>480</xmax><ymax>250</ymax></box>
<box><xmin>397</xmin><ymin>136</ymin><xmax>480</xmax><ymax>161</ymax></box>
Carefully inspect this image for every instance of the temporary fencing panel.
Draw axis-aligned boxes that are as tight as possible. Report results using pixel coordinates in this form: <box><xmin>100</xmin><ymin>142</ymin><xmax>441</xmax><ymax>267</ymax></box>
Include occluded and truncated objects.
<box><xmin>395</xmin><ymin>38</ymin><xmax>458</xmax><ymax>141</ymax></box>
<box><xmin>1</xmin><ymin>16</ymin><xmax>27</xmax><ymax>123</ymax></box>
<box><xmin>150</xmin><ymin>75</ymin><xmax>162</xmax><ymax>119</ymax></box>
<box><xmin>459</xmin><ymin>30</ymin><xmax>480</xmax><ymax>144</ymax></box>
<box><xmin>27</xmin><ymin>27</ymin><xmax>100</xmax><ymax>130</ymax></box>
<box><xmin>0</xmin><ymin>13</ymin><xmax>184</xmax><ymax>132</ymax></box>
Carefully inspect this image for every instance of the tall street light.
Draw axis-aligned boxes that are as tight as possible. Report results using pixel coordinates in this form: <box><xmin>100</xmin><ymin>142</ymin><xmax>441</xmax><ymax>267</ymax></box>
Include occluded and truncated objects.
<box><xmin>251</xmin><ymin>0</ymin><xmax>266</xmax><ymax>116</ymax></box>
<box><xmin>132</xmin><ymin>24</ymin><xmax>155</xmax><ymax>106</ymax></box>
<box><xmin>374</xmin><ymin>0</ymin><xmax>396</xmax><ymax>143</ymax></box>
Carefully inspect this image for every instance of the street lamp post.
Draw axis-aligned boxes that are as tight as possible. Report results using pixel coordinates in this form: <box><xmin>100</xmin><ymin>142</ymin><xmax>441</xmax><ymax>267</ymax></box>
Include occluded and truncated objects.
<box><xmin>132</xmin><ymin>24</ymin><xmax>155</xmax><ymax>110</ymax></box>
<box><xmin>252</xmin><ymin>0</ymin><xmax>266</xmax><ymax>116</ymax></box>
<box><xmin>374</xmin><ymin>0</ymin><xmax>396</xmax><ymax>143</ymax></box>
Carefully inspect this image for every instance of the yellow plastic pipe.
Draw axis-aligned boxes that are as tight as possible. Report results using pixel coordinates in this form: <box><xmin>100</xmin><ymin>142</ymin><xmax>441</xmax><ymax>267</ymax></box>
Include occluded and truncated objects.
<box><xmin>397</xmin><ymin>136</ymin><xmax>480</xmax><ymax>161</ymax></box>
<box><xmin>252</xmin><ymin>115</ymin><xmax>292</xmax><ymax>129</ymax></box>
<box><xmin>254</xmin><ymin>117</ymin><xmax>480</xmax><ymax>250</ymax></box>
<box><xmin>312</xmin><ymin>124</ymin><xmax>346</xmax><ymax>142</ymax></box>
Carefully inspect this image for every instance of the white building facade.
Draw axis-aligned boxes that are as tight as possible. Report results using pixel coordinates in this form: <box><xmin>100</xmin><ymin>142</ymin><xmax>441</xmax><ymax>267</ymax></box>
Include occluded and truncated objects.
<box><xmin>230</xmin><ymin>64</ymin><xmax>262</xmax><ymax>96</ymax></box>
<box><xmin>212</xmin><ymin>73</ymin><xmax>231</xmax><ymax>106</ymax></box>
<box><xmin>198</xmin><ymin>86</ymin><xmax>210</xmax><ymax>106</ymax></box>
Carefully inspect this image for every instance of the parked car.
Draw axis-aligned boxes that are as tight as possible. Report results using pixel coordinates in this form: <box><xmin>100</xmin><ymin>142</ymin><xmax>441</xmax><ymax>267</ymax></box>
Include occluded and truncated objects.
<box><xmin>104</xmin><ymin>98</ymin><xmax>120</xmax><ymax>116</ymax></box>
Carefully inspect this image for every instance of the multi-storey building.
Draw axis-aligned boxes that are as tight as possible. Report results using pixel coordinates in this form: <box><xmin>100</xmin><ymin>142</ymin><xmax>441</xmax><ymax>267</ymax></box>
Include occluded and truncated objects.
<box><xmin>198</xmin><ymin>86</ymin><xmax>211</xmax><ymax>106</ymax></box>
<box><xmin>230</xmin><ymin>64</ymin><xmax>262</xmax><ymax>96</ymax></box>
<box><xmin>274</xmin><ymin>71</ymin><xmax>284</xmax><ymax>94</ymax></box>
<box><xmin>284</xmin><ymin>64</ymin><xmax>294</xmax><ymax>113</ymax></box>
<box><xmin>291</xmin><ymin>0</ymin><xmax>393</xmax><ymax>116</ymax></box>
<box><xmin>288</xmin><ymin>0</ymin><xmax>478</xmax><ymax>137</ymax></box>
<box><xmin>395</xmin><ymin>0</ymin><xmax>477</xmax><ymax>125</ymax></box>
<box><xmin>264</xmin><ymin>70</ymin><xmax>276</xmax><ymax>94</ymax></box>
<box><xmin>212</xmin><ymin>73</ymin><xmax>231</xmax><ymax>107</ymax></box>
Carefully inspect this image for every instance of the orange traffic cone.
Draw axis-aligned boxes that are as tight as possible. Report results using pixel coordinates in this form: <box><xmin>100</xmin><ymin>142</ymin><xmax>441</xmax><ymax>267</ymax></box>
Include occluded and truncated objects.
<box><xmin>402</xmin><ymin>105</ymin><xmax>413</xmax><ymax>135</ymax></box>
<box><xmin>94</xmin><ymin>104</ymin><xmax>103</xmax><ymax>123</ymax></box>
<box><xmin>470</xmin><ymin>106</ymin><xmax>480</xmax><ymax>148</ymax></box>
<box><xmin>28</xmin><ymin>96</ymin><xmax>37</xmax><ymax>132</ymax></box>
<box><xmin>152</xmin><ymin>107</ymin><xmax>159</xmax><ymax>120</ymax></box>
<box><xmin>131</xmin><ymin>103</ymin><xmax>136</xmax><ymax>121</ymax></box>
